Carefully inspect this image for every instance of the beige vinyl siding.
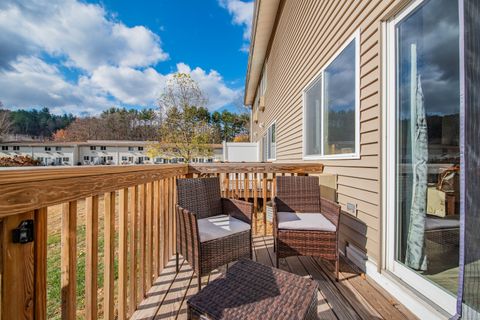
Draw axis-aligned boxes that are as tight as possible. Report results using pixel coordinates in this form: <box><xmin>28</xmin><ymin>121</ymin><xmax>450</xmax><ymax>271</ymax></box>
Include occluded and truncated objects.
<box><xmin>251</xmin><ymin>0</ymin><xmax>405</xmax><ymax>264</ymax></box>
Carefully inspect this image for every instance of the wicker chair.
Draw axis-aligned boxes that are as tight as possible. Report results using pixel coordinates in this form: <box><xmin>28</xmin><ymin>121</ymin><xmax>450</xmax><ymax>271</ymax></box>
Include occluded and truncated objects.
<box><xmin>273</xmin><ymin>176</ymin><xmax>341</xmax><ymax>280</ymax></box>
<box><xmin>176</xmin><ymin>177</ymin><xmax>253</xmax><ymax>290</ymax></box>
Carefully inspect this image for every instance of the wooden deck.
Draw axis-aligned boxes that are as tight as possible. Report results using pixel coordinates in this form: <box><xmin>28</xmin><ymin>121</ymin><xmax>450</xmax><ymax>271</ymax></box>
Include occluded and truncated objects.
<box><xmin>131</xmin><ymin>236</ymin><xmax>417</xmax><ymax>320</ymax></box>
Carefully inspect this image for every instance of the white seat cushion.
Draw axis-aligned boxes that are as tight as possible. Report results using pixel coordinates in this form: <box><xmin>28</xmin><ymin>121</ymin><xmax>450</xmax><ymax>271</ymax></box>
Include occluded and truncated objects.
<box><xmin>197</xmin><ymin>215</ymin><xmax>250</xmax><ymax>242</ymax></box>
<box><xmin>277</xmin><ymin>212</ymin><xmax>336</xmax><ymax>232</ymax></box>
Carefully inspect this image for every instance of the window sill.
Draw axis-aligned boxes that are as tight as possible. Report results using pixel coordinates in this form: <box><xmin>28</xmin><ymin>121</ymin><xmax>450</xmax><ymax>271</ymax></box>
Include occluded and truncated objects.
<box><xmin>303</xmin><ymin>153</ymin><xmax>360</xmax><ymax>161</ymax></box>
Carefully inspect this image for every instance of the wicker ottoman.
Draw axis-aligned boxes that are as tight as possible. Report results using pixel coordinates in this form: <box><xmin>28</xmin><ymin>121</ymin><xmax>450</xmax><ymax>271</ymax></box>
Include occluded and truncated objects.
<box><xmin>187</xmin><ymin>259</ymin><xmax>318</xmax><ymax>320</ymax></box>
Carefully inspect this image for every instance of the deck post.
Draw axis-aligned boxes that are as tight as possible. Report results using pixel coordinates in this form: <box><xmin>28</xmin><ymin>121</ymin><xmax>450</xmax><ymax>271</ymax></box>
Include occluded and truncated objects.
<box><xmin>1</xmin><ymin>212</ymin><xmax>36</xmax><ymax>320</ymax></box>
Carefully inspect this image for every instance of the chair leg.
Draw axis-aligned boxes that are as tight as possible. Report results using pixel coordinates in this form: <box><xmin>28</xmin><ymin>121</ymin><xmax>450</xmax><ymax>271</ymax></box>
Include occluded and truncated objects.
<box><xmin>197</xmin><ymin>274</ymin><xmax>202</xmax><ymax>291</ymax></box>
<box><xmin>175</xmin><ymin>252</ymin><xmax>179</xmax><ymax>273</ymax></box>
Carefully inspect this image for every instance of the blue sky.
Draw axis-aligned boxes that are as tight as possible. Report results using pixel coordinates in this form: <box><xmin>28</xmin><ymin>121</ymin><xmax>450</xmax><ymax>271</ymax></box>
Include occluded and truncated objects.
<box><xmin>0</xmin><ymin>0</ymin><xmax>253</xmax><ymax>115</ymax></box>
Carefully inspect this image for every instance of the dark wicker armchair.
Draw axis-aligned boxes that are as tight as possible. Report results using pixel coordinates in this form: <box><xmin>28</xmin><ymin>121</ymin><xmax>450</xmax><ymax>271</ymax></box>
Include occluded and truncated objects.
<box><xmin>273</xmin><ymin>176</ymin><xmax>341</xmax><ymax>280</ymax></box>
<box><xmin>176</xmin><ymin>177</ymin><xmax>253</xmax><ymax>290</ymax></box>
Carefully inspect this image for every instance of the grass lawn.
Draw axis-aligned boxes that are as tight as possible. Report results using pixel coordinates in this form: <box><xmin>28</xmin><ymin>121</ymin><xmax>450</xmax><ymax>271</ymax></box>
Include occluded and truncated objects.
<box><xmin>47</xmin><ymin>198</ymin><xmax>119</xmax><ymax>320</ymax></box>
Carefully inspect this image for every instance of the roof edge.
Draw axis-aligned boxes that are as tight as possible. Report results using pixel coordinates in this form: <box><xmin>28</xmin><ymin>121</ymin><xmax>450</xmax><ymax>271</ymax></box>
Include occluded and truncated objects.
<box><xmin>243</xmin><ymin>0</ymin><xmax>281</xmax><ymax>106</ymax></box>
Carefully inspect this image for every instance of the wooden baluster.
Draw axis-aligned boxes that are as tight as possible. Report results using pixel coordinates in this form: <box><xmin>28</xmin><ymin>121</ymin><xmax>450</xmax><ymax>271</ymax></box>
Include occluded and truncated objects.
<box><xmin>1</xmin><ymin>211</ymin><xmax>35</xmax><ymax>319</ymax></box>
<box><xmin>244</xmin><ymin>173</ymin><xmax>250</xmax><ymax>200</ymax></box>
<box><xmin>119</xmin><ymin>188</ymin><xmax>128</xmax><ymax>320</ymax></box>
<box><xmin>153</xmin><ymin>180</ymin><xmax>160</xmax><ymax>280</ymax></box>
<box><xmin>128</xmin><ymin>186</ymin><xmax>138</xmax><ymax>316</ymax></box>
<box><xmin>138</xmin><ymin>184</ymin><xmax>146</xmax><ymax>300</ymax></box>
<box><xmin>169</xmin><ymin>177</ymin><xmax>175</xmax><ymax>259</ymax></box>
<box><xmin>145</xmin><ymin>182</ymin><xmax>153</xmax><ymax>290</ymax></box>
<box><xmin>85</xmin><ymin>196</ymin><xmax>99</xmax><ymax>320</ymax></box>
<box><xmin>158</xmin><ymin>180</ymin><xmax>165</xmax><ymax>273</ymax></box>
<box><xmin>235</xmin><ymin>173</ymin><xmax>239</xmax><ymax>198</ymax></box>
<box><xmin>163</xmin><ymin>179</ymin><xmax>169</xmax><ymax>266</ymax></box>
<box><xmin>253</xmin><ymin>173</ymin><xmax>258</xmax><ymax>235</ymax></box>
<box><xmin>173</xmin><ymin>177</ymin><xmax>177</xmax><ymax>258</ymax></box>
<box><xmin>35</xmin><ymin>207</ymin><xmax>48</xmax><ymax>320</ymax></box>
<box><xmin>262</xmin><ymin>173</ymin><xmax>268</xmax><ymax>236</ymax></box>
<box><xmin>225</xmin><ymin>173</ymin><xmax>230</xmax><ymax>198</ymax></box>
<box><xmin>104</xmin><ymin>192</ymin><xmax>115</xmax><ymax>320</ymax></box>
<box><xmin>62</xmin><ymin>201</ymin><xmax>77</xmax><ymax>320</ymax></box>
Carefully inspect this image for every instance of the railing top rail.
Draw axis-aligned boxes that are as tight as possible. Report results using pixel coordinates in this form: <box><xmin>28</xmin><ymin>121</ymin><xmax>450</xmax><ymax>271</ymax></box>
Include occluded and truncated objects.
<box><xmin>187</xmin><ymin>163</ymin><xmax>324</xmax><ymax>174</ymax></box>
<box><xmin>0</xmin><ymin>164</ymin><xmax>188</xmax><ymax>217</ymax></box>
<box><xmin>0</xmin><ymin>164</ymin><xmax>188</xmax><ymax>185</ymax></box>
<box><xmin>0</xmin><ymin>162</ymin><xmax>323</xmax><ymax>217</ymax></box>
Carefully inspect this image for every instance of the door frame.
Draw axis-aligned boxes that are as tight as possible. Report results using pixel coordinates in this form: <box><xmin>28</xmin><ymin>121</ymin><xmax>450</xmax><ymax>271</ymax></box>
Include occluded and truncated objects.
<box><xmin>382</xmin><ymin>0</ymin><xmax>458</xmax><ymax>315</ymax></box>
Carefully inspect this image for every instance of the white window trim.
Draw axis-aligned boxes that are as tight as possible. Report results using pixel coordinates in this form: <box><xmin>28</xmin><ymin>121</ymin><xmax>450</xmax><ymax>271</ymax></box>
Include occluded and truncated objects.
<box><xmin>302</xmin><ymin>30</ymin><xmax>361</xmax><ymax>161</ymax></box>
<box><xmin>266</xmin><ymin>121</ymin><xmax>276</xmax><ymax>161</ymax></box>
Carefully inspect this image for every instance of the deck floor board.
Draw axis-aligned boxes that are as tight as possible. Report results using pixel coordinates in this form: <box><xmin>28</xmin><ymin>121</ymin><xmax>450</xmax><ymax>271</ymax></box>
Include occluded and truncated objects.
<box><xmin>131</xmin><ymin>236</ymin><xmax>418</xmax><ymax>320</ymax></box>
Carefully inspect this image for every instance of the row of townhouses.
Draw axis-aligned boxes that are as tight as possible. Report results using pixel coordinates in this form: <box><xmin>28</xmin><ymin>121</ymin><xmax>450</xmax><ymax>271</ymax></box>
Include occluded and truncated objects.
<box><xmin>0</xmin><ymin>140</ymin><xmax>223</xmax><ymax>166</ymax></box>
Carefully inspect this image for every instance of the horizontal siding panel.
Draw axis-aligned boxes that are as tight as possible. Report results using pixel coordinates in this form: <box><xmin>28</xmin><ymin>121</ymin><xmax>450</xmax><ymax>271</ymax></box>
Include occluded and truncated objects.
<box><xmin>361</xmin><ymin>104</ymin><xmax>380</xmax><ymax>121</ymax></box>
<box><xmin>360</xmin><ymin>143</ymin><xmax>379</xmax><ymax>156</ymax></box>
<box><xmin>323</xmin><ymin>166</ymin><xmax>379</xmax><ymax>180</ymax></box>
<box><xmin>321</xmin><ymin>156</ymin><xmax>379</xmax><ymax>169</ymax></box>
<box><xmin>338</xmin><ymin>175</ymin><xmax>379</xmax><ymax>193</ymax></box>
<box><xmin>360</xmin><ymin>117</ymin><xmax>379</xmax><ymax>132</ymax></box>
<box><xmin>337</xmin><ymin>185</ymin><xmax>378</xmax><ymax>205</ymax></box>
<box><xmin>361</xmin><ymin>130</ymin><xmax>379</xmax><ymax>144</ymax></box>
<box><xmin>249</xmin><ymin>0</ymin><xmax>404</xmax><ymax>262</ymax></box>
<box><xmin>338</xmin><ymin>194</ymin><xmax>379</xmax><ymax>217</ymax></box>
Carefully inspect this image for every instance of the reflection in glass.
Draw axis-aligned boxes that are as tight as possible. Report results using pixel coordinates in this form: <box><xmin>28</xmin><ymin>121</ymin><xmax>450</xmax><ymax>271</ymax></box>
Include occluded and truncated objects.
<box><xmin>324</xmin><ymin>41</ymin><xmax>356</xmax><ymax>155</ymax></box>
<box><xmin>395</xmin><ymin>0</ymin><xmax>460</xmax><ymax>295</ymax></box>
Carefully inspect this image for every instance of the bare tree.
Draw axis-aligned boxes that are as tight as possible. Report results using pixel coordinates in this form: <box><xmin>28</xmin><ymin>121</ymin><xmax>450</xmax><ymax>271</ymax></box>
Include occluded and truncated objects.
<box><xmin>148</xmin><ymin>73</ymin><xmax>215</xmax><ymax>162</ymax></box>
<box><xmin>0</xmin><ymin>102</ymin><xmax>12</xmax><ymax>141</ymax></box>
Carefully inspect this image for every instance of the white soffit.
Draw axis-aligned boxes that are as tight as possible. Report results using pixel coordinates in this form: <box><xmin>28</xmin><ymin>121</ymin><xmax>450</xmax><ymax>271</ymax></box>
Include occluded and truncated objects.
<box><xmin>244</xmin><ymin>0</ymin><xmax>280</xmax><ymax>106</ymax></box>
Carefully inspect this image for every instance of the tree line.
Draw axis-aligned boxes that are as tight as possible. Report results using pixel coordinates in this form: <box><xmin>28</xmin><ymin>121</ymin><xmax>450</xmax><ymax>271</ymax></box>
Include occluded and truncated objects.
<box><xmin>0</xmin><ymin>84</ymin><xmax>249</xmax><ymax>148</ymax></box>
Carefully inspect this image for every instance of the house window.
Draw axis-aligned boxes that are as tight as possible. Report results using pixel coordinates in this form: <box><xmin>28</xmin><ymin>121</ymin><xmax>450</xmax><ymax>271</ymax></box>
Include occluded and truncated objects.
<box><xmin>267</xmin><ymin>123</ymin><xmax>276</xmax><ymax>160</ymax></box>
<box><xmin>90</xmin><ymin>146</ymin><xmax>96</xmax><ymax>150</ymax></box>
<box><xmin>107</xmin><ymin>156</ymin><xmax>113</xmax><ymax>161</ymax></box>
<box><xmin>45</xmin><ymin>147</ymin><xmax>51</xmax><ymax>151</ymax></box>
<box><xmin>83</xmin><ymin>156</ymin><xmax>90</xmax><ymax>161</ymax></box>
<box><xmin>303</xmin><ymin>32</ymin><xmax>359</xmax><ymax>159</ymax></box>
<box><xmin>128</xmin><ymin>147</ymin><xmax>134</xmax><ymax>151</ymax></box>
<box><xmin>138</xmin><ymin>147</ymin><xmax>144</xmax><ymax>151</ymax></box>
<box><xmin>13</xmin><ymin>146</ymin><xmax>19</xmax><ymax>151</ymax></box>
<box><xmin>62</xmin><ymin>157</ymin><xmax>69</xmax><ymax>162</ymax></box>
<box><xmin>1</xmin><ymin>146</ymin><xmax>7</xmax><ymax>151</ymax></box>
<box><xmin>56</xmin><ymin>146</ymin><xmax>62</xmax><ymax>151</ymax></box>
<box><xmin>100</xmin><ymin>146</ymin><xmax>107</xmax><ymax>151</ymax></box>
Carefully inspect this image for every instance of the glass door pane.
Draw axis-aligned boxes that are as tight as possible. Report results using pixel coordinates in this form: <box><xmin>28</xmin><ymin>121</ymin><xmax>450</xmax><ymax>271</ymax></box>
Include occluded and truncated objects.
<box><xmin>395</xmin><ymin>0</ymin><xmax>460</xmax><ymax>295</ymax></box>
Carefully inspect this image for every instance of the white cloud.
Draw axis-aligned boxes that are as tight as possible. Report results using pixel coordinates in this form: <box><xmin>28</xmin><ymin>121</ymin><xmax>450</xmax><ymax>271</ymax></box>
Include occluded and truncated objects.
<box><xmin>0</xmin><ymin>0</ymin><xmax>168</xmax><ymax>72</ymax></box>
<box><xmin>0</xmin><ymin>56</ymin><xmax>110</xmax><ymax>115</ymax></box>
<box><xmin>90</xmin><ymin>66</ymin><xmax>166</xmax><ymax>106</ymax></box>
<box><xmin>0</xmin><ymin>0</ymin><xmax>243</xmax><ymax>115</ymax></box>
<box><xmin>219</xmin><ymin>0</ymin><xmax>254</xmax><ymax>51</ymax></box>
<box><xmin>176</xmin><ymin>63</ymin><xmax>243</xmax><ymax>110</ymax></box>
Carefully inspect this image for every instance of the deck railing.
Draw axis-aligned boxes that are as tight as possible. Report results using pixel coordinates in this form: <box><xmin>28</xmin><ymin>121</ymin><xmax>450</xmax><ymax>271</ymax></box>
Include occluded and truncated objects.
<box><xmin>0</xmin><ymin>163</ymin><xmax>323</xmax><ymax>319</ymax></box>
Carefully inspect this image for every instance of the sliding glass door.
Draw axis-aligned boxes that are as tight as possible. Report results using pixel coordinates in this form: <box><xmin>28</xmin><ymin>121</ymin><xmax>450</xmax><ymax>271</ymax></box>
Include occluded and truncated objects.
<box><xmin>387</xmin><ymin>0</ymin><xmax>461</xmax><ymax>314</ymax></box>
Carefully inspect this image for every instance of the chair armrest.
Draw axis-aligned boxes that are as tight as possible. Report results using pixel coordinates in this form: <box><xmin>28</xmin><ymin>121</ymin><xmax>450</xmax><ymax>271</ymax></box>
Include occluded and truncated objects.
<box><xmin>175</xmin><ymin>204</ymin><xmax>201</xmax><ymax>253</ymax></box>
<box><xmin>222</xmin><ymin>198</ymin><xmax>253</xmax><ymax>225</ymax></box>
<box><xmin>319</xmin><ymin>198</ymin><xmax>341</xmax><ymax>227</ymax></box>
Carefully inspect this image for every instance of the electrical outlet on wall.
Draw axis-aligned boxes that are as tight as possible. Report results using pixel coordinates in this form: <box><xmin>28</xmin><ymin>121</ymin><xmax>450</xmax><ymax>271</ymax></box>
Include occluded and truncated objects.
<box><xmin>346</xmin><ymin>202</ymin><xmax>357</xmax><ymax>215</ymax></box>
